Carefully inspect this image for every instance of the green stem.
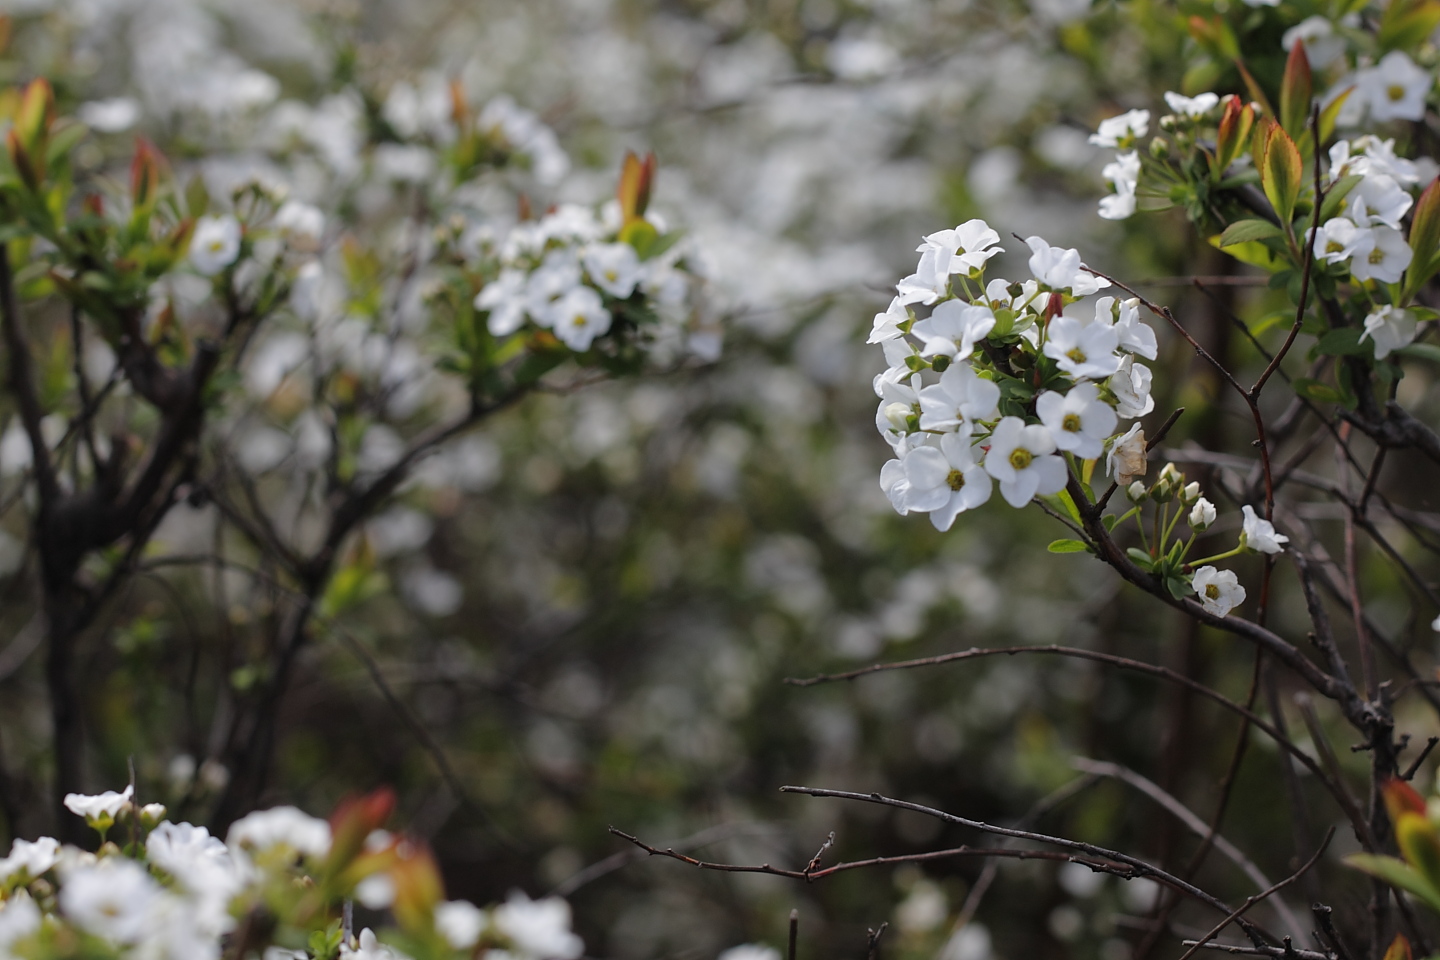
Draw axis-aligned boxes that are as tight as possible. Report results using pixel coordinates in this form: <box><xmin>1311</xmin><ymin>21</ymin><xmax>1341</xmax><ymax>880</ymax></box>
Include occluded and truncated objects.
<box><xmin>1188</xmin><ymin>545</ymin><xmax>1245</xmax><ymax>568</ymax></box>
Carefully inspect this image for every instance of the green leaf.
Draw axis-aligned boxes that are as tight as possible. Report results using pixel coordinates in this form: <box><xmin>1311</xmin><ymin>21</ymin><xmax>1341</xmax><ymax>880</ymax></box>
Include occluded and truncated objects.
<box><xmin>1047</xmin><ymin>539</ymin><xmax>1090</xmax><ymax>554</ymax></box>
<box><xmin>1125</xmin><ymin>547</ymin><xmax>1154</xmax><ymax>571</ymax></box>
<box><xmin>1164</xmin><ymin>575</ymin><xmax>1193</xmax><ymax>600</ymax></box>
<box><xmin>1218</xmin><ymin>219</ymin><xmax>1283</xmax><ymax>246</ymax></box>
<box><xmin>1347</xmin><ymin>854</ymin><xmax>1440</xmax><ymax>915</ymax></box>
<box><xmin>1279</xmin><ymin>40</ymin><xmax>1312</xmax><ymax>140</ymax></box>
<box><xmin>1260</xmin><ymin>121</ymin><xmax>1303</xmax><ymax>229</ymax></box>
<box><xmin>1293</xmin><ymin>377</ymin><xmax>1345</xmax><ymax>403</ymax></box>
<box><xmin>1314</xmin><ymin>327</ymin><xmax>1370</xmax><ymax>357</ymax></box>
<box><xmin>1405</xmin><ymin>178</ymin><xmax>1440</xmax><ymax>299</ymax></box>
<box><xmin>1398</xmin><ymin>343</ymin><xmax>1440</xmax><ymax>364</ymax></box>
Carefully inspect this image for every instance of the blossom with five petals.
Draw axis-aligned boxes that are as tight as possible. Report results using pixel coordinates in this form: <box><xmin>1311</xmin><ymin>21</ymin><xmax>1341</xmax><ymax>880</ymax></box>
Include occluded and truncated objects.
<box><xmin>983</xmin><ymin>417</ymin><xmax>1067</xmax><ymax>507</ymax></box>
<box><xmin>1240</xmin><ymin>505</ymin><xmax>1289</xmax><ymax>554</ymax></box>
<box><xmin>1042</xmin><ymin>315</ymin><xmax>1121</xmax><ymax>379</ymax></box>
<box><xmin>900</xmin><ymin>434</ymin><xmax>993</xmax><ymax>530</ymax></box>
<box><xmin>1193</xmin><ymin>566</ymin><xmax>1245</xmax><ymax>617</ymax></box>
<box><xmin>1035</xmin><ymin>383</ymin><xmax>1117</xmax><ymax>460</ymax></box>
<box><xmin>917</xmin><ymin>362</ymin><xmax>1000</xmax><ymax>433</ymax></box>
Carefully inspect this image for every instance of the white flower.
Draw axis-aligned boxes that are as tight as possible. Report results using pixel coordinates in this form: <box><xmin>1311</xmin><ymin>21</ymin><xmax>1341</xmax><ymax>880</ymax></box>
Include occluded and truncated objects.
<box><xmin>341</xmin><ymin>928</ymin><xmax>403</xmax><ymax>960</ymax></box>
<box><xmin>226</xmin><ymin>806</ymin><xmax>331</xmax><ymax>858</ymax></box>
<box><xmin>1099</xmin><ymin>151</ymin><xmax>1140</xmax><ymax>221</ymax></box>
<box><xmin>1036</xmin><ymin>383</ymin><xmax>1117</xmax><ymax>460</ymax></box>
<box><xmin>880</xmin><ymin>457</ymin><xmax>911</xmax><ymax>514</ymax></box>
<box><xmin>912</xmin><ymin>300</ymin><xmax>996</xmax><ymax>361</ymax></box>
<box><xmin>64</xmin><ymin>784</ymin><xmax>133</xmax><ymax>824</ymax></box>
<box><xmin>548</xmin><ymin>285</ymin><xmax>612</xmax><ymax>351</ymax></box>
<box><xmin>983</xmin><ymin>416</ymin><xmax>1068</xmax><ymax>508</ymax></box>
<box><xmin>1107</xmin><ymin>423</ymin><xmax>1147</xmax><ymax>486</ymax></box>
<box><xmin>583</xmin><ymin>243</ymin><xmax>641</xmax><ymax>299</ymax></box>
<box><xmin>59</xmin><ymin>858</ymin><xmax>160</xmax><ymax>944</ymax></box>
<box><xmin>476</xmin><ymin>269</ymin><xmax>530</xmax><ymax>337</ymax></box>
<box><xmin>274</xmin><ymin>201</ymin><xmax>324</xmax><ymax>247</ymax></box>
<box><xmin>1347</xmin><ymin>224</ymin><xmax>1413</xmax><ymax>284</ymax></box>
<box><xmin>867</xmin><ymin>297</ymin><xmax>909</xmax><ymax>344</ymax></box>
<box><xmin>1432</xmin><ymin>612</ymin><xmax>1440</xmax><ymax>632</ymax></box>
<box><xmin>917</xmin><ymin>362</ymin><xmax>1001</xmax><ymax>433</ymax></box>
<box><xmin>77</xmin><ymin>97</ymin><xmax>141</xmax><ymax>133</ymax></box>
<box><xmin>189</xmin><ymin>215</ymin><xmax>242</xmax><ymax>276</ymax></box>
<box><xmin>0</xmin><ymin>892</ymin><xmax>40</xmax><ymax>953</ymax></box>
<box><xmin>1359</xmin><ymin>51</ymin><xmax>1431</xmax><ymax>122</ymax></box>
<box><xmin>1349</xmin><ymin>175</ymin><xmax>1412</xmax><ymax>229</ymax></box>
<box><xmin>524</xmin><ymin>249</ymin><xmax>583</xmax><ymax>325</ymax></box>
<box><xmin>1353</xmin><ymin>137</ymin><xmax>1421</xmax><ymax>185</ymax></box>
<box><xmin>1239</xmin><ymin>0</ymin><xmax>1279</xmax><ymax>7</ymax></box>
<box><xmin>1360</xmin><ymin>305</ymin><xmax>1417</xmax><ymax>359</ymax></box>
<box><xmin>1112</xmin><ymin>297</ymin><xmax>1158</xmax><ymax>360</ymax></box>
<box><xmin>896</xmin><ymin>246</ymin><xmax>951</xmax><ymax>305</ymax></box>
<box><xmin>916</xmin><ymin>219</ymin><xmax>1004</xmax><ymax>276</ymax></box>
<box><xmin>1163</xmin><ymin>91</ymin><xmax>1220</xmax><ymax>118</ymax></box>
<box><xmin>491</xmin><ymin>891</ymin><xmax>584</xmax><ymax>960</ymax></box>
<box><xmin>1089</xmin><ymin>109</ymin><xmax>1150</xmax><ymax>148</ymax></box>
<box><xmin>1283</xmin><ymin>18</ymin><xmax>1344</xmax><ymax>70</ymax></box>
<box><xmin>1109</xmin><ymin>355</ymin><xmax>1155</xmax><ymax>419</ymax></box>
<box><xmin>1043</xmin><ymin>315</ymin><xmax>1121</xmax><ymax>379</ymax></box>
<box><xmin>0</xmin><ymin>837</ymin><xmax>59</xmax><ymax>885</ymax></box>
<box><xmin>1025</xmin><ymin>236</ymin><xmax>1110</xmax><ymax>295</ymax></box>
<box><xmin>900</xmin><ymin>434</ymin><xmax>993</xmax><ymax>530</ymax></box>
<box><xmin>1241</xmin><ymin>505</ymin><xmax>1289</xmax><ymax>554</ymax></box>
<box><xmin>436</xmin><ymin>901</ymin><xmax>488</xmax><ymax>950</ymax></box>
<box><xmin>1189</xmin><ymin>497</ymin><xmax>1216</xmax><ymax>531</ymax></box>
<box><xmin>1312</xmin><ymin>217</ymin><xmax>1364</xmax><ymax>264</ymax></box>
<box><xmin>718</xmin><ymin>947</ymin><xmax>782</xmax><ymax>960</ymax></box>
<box><xmin>1193</xmin><ymin>566</ymin><xmax>1246</xmax><ymax>617</ymax></box>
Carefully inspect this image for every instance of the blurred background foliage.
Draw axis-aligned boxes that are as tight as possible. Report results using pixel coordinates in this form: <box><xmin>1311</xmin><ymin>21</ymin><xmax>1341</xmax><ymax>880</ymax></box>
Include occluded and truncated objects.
<box><xmin>0</xmin><ymin>0</ymin><xmax>1437</xmax><ymax>958</ymax></box>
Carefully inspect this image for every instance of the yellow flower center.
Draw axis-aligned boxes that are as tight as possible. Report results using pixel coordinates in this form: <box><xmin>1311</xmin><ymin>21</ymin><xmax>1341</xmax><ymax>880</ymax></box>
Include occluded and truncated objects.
<box><xmin>1370</xmin><ymin>247</ymin><xmax>1386</xmax><ymax>264</ymax></box>
<box><xmin>605</xmin><ymin>269</ymin><xmax>619</xmax><ymax>281</ymax></box>
<box><xmin>1066</xmin><ymin>347</ymin><xmax>1087</xmax><ymax>364</ymax></box>
<box><xmin>946</xmin><ymin>469</ymin><xmax>965</xmax><ymax>491</ymax></box>
<box><xmin>1326</xmin><ymin>240</ymin><xmax>1344</xmax><ymax>254</ymax></box>
<box><xmin>1009</xmin><ymin>448</ymin><xmax>1033</xmax><ymax>470</ymax></box>
<box><xmin>1062</xmin><ymin>413</ymin><xmax>1082</xmax><ymax>433</ymax></box>
<box><xmin>1205</xmin><ymin>583</ymin><xmax>1221</xmax><ymax>600</ymax></box>
<box><xmin>1388</xmin><ymin>84</ymin><xmax>1406</xmax><ymax>102</ymax></box>
<box><xmin>573</xmin><ymin>314</ymin><xmax>588</xmax><ymax>326</ymax></box>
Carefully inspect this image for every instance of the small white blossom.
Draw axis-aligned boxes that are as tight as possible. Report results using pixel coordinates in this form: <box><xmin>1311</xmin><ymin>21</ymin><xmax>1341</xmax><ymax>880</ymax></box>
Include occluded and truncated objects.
<box><xmin>917</xmin><ymin>362</ymin><xmax>1001</xmax><ymax>433</ymax></box>
<box><xmin>1099</xmin><ymin>152</ymin><xmax>1140</xmax><ymax>221</ymax></box>
<box><xmin>583</xmin><ymin>243</ymin><xmax>642</xmax><ymax>299</ymax></box>
<box><xmin>1163</xmin><ymin>91</ymin><xmax>1219</xmax><ymax>118</ymax></box>
<box><xmin>1240</xmin><ymin>505</ymin><xmax>1289</xmax><ymax>554</ymax></box>
<box><xmin>59</xmin><ymin>858</ymin><xmax>160</xmax><ymax>944</ymax></box>
<box><xmin>984</xmin><ymin>416</ymin><xmax>1068</xmax><ymax>508</ymax></box>
<box><xmin>64</xmin><ymin>784</ymin><xmax>133</xmax><ymax>824</ymax></box>
<box><xmin>1283</xmin><ymin>18</ymin><xmax>1345</xmax><ymax>70</ymax></box>
<box><xmin>1110</xmin><ymin>355</ymin><xmax>1155</xmax><ymax>419</ymax></box>
<box><xmin>190</xmin><ymin>215</ymin><xmax>242</xmax><ymax>276</ymax></box>
<box><xmin>1025</xmin><ymin>236</ymin><xmax>1111</xmax><ymax>295</ymax></box>
<box><xmin>901</xmin><ymin>433</ymin><xmax>993</xmax><ymax>530</ymax></box>
<box><xmin>476</xmin><ymin>269</ymin><xmax>530</xmax><ymax>337</ymax></box>
<box><xmin>1360</xmin><ymin>305</ymin><xmax>1418</xmax><ymax>359</ymax></box>
<box><xmin>1089</xmin><ymin>109</ymin><xmax>1150</xmax><ymax>149</ymax></box>
<box><xmin>0</xmin><ymin>892</ymin><xmax>40</xmax><ymax>953</ymax></box>
<box><xmin>1349</xmin><ymin>175</ymin><xmax>1412</xmax><ymax>229</ymax></box>
<box><xmin>1043</xmin><ymin>315</ymin><xmax>1122</xmax><ymax>379</ymax></box>
<box><xmin>227</xmin><ymin>806</ymin><xmax>331</xmax><ymax>858</ymax></box>
<box><xmin>1359</xmin><ymin>50</ymin><xmax>1431</xmax><ymax>122</ymax></box>
<box><xmin>1107</xmin><ymin>423</ymin><xmax>1147</xmax><ymax>486</ymax></box>
<box><xmin>1193</xmin><ymin>566</ymin><xmax>1246</xmax><ymax>617</ymax></box>
<box><xmin>1312</xmin><ymin>218</ymin><xmax>1364</xmax><ymax>264</ymax></box>
<box><xmin>1035</xmin><ymin>383</ymin><xmax>1117</xmax><ymax>459</ymax></box>
<box><xmin>436</xmin><ymin>901</ymin><xmax>488</xmax><ymax>950</ymax></box>
<box><xmin>524</xmin><ymin>249</ymin><xmax>583</xmax><ymax>325</ymax></box>
<box><xmin>0</xmin><ymin>837</ymin><xmax>59</xmax><ymax>884</ymax></box>
<box><xmin>913</xmin><ymin>301</ymin><xmax>996</xmax><ymax>361</ymax></box>
<box><xmin>896</xmin><ymin>246</ymin><xmax>951</xmax><ymax>305</ymax></box>
<box><xmin>867</xmin><ymin>297</ymin><xmax>909</xmax><ymax>344</ymax></box>
<box><xmin>916</xmin><ymin>219</ymin><xmax>1004</xmax><ymax>276</ymax></box>
<box><xmin>491</xmin><ymin>891</ymin><xmax>585</xmax><ymax>960</ymax></box>
<box><xmin>548</xmin><ymin>286</ymin><xmax>612</xmax><ymax>351</ymax></box>
<box><xmin>273</xmin><ymin>201</ymin><xmax>324</xmax><ymax>247</ymax></box>
<box><xmin>1347</xmin><ymin>224</ymin><xmax>1413</xmax><ymax>284</ymax></box>
<box><xmin>1189</xmin><ymin>497</ymin><xmax>1216</xmax><ymax>531</ymax></box>
<box><xmin>341</xmin><ymin>929</ymin><xmax>403</xmax><ymax>960</ymax></box>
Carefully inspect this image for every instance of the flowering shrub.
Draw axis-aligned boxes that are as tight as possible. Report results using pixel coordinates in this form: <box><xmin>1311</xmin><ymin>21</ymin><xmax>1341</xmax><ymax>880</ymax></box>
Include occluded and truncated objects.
<box><xmin>0</xmin><ymin>786</ymin><xmax>583</xmax><ymax>960</ymax></box>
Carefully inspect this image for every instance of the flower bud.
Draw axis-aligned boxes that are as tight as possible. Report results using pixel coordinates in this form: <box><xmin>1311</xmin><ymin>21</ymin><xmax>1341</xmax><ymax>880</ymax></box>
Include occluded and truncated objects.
<box><xmin>139</xmin><ymin>803</ymin><xmax>168</xmax><ymax>830</ymax></box>
<box><xmin>1189</xmin><ymin>497</ymin><xmax>1216</xmax><ymax>531</ymax></box>
<box><xmin>1127</xmin><ymin>481</ymin><xmax>1148</xmax><ymax>503</ymax></box>
<box><xmin>930</xmin><ymin>354</ymin><xmax>951</xmax><ymax>373</ymax></box>
<box><xmin>1149</xmin><ymin>136</ymin><xmax>1170</xmax><ymax>159</ymax></box>
<box><xmin>1181</xmin><ymin>481</ymin><xmax>1200</xmax><ymax>504</ymax></box>
<box><xmin>883</xmin><ymin>402</ymin><xmax>912</xmax><ymax>432</ymax></box>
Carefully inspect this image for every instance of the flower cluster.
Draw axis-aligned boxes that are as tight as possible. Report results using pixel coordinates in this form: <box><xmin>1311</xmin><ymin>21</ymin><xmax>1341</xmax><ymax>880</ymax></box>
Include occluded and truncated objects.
<box><xmin>870</xmin><ymin>220</ymin><xmax>1152</xmax><ymax>528</ymax></box>
<box><xmin>0</xmin><ymin>788</ymin><xmax>583</xmax><ymax>960</ymax></box>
